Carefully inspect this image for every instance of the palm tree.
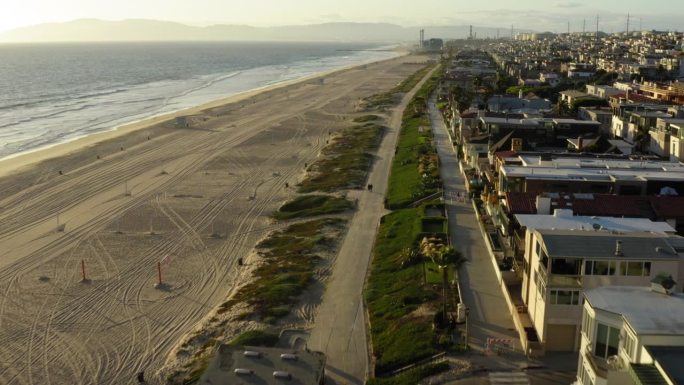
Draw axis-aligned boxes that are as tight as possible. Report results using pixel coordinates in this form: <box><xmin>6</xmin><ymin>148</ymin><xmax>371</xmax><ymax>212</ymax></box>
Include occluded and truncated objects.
<box><xmin>432</xmin><ymin>246</ymin><xmax>466</xmax><ymax>323</ymax></box>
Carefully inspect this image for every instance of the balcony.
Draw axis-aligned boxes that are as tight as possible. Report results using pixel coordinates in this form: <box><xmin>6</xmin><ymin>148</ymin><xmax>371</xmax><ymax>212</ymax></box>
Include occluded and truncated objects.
<box><xmin>548</xmin><ymin>274</ymin><xmax>582</xmax><ymax>288</ymax></box>
<box><xmin>585</xmin><ymin>346</ymin><xmax>609</xmax><ymax>379</ymax></box>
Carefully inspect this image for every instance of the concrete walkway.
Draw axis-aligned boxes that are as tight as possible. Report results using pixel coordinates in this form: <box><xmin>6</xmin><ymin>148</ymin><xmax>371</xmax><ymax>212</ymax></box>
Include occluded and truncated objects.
<box><xmin>427</xmin><ymin>98</ymin><xmax>522</xmax><ymax>360</ymax></box>
<box><xmin>307</xmin><ymin>67</ymin><xmax>438</xmax><ymax>385</ymax></box>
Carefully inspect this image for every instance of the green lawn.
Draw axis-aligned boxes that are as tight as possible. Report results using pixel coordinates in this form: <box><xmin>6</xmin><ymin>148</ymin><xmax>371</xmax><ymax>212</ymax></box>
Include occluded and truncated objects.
<box><xmin>424</xmin><ymin>261</ymin><xmax>454</xmax><ymax>285</ymax></box>
<box><xmin>386</xmin><ymin>67</ymin><xmax>442</xmax><ymax>209</ymax></box>
<box><xmin>365</xmin><ymin>208</ymin><xmax>439</xmax><ymax>373</ymax></box>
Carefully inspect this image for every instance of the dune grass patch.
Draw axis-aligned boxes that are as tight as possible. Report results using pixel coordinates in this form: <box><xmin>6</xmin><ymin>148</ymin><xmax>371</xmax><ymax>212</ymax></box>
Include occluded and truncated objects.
<box><xmin>219</xmin><ymin>217</ymin><xmax>346</xmax><ymax>322</ymax></box>
<box><xmin>299</xmin><ymin>123</ymin><xmax>385</xmax><ymax>192</ymax></box>
<box><xmin>274</xmin><ymin>195</ymin><xmax>354</xmax><ymax>220</ymax></box>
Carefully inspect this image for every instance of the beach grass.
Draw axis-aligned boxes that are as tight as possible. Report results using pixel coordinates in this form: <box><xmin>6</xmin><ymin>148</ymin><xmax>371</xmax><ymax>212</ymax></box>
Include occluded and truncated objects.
<box><xmin>274</xmin><ymin>194</ymin><xmax>354</xmax><ymax>220</ymax></box>
<box><xmin>365</xmin><ymin>207</ymin><xmax>439</xmax><ymax>374</ymax></box>
<box><xmin>229</xmin><ymin>330</ymin><xmax>279</xmax><ymax>347</ymax></box>
<box><xmin>299</xmin><ymin>123</ymin><xmax>385</xmax><ymax>192</ymax></box>
<box><xmin>353</xmin><ymin>114</ymin><xmax>382</xmax><ymax>123</ymax></box>
<box><xmin>219</xmin><ymin>217</ymin><xmax>346</xmax><ymax>322</ymax></box>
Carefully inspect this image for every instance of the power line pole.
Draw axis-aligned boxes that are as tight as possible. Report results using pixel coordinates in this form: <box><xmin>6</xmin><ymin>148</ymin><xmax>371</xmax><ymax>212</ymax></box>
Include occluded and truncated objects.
<box><xmin>626</xmin><ymin>12</ymin><xmax>630</xmax><ymax>34</ymax></box>
<box><xmin>596</xmin><ymin>14</ymin><xmax>600</xmax><ymax>45</ymax></box>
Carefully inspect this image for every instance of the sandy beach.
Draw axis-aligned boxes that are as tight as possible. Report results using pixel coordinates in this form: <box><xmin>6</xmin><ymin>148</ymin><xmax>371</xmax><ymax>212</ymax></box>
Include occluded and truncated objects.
<box><xmin>0</xmin><ymin>54</ymin><xmax>425</xmax><ymax>385</ymax></box>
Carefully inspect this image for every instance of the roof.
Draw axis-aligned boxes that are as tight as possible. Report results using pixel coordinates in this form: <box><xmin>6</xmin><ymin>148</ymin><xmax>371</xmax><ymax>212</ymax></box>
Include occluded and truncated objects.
<box><xmin>560</xmin><ymin>90</ymin><xmax>592</xmax><ymax>97</ymax></box>
<box><xmin>505</xmin><ymin>192</ymin><xmax>684</xmax><ymax>219</ymax></box>
<box><xmin>630</xmin><ymin>363</ymin><xmax>670</xmax><ymax>385</ymax></box>
<box><xmin>515</xmin><ymin>211</ymin><xmax>675</xmax><ymax>234</ymax></box>
<box><xmin>199</xmin><ymin>345</ymin><xmax>326</xmax><ymax>385</ymax></box>
<box><xmin>585</xmin><ymin>286</ymin><xmax>684</xmax><ymax>335</ymax></box>
<box><xmin>645</xmin><ymin>346</ymin><xmax>684</xmax><ymax>385</ymax></box>
<box><xmin>535</xmin><ymin>230</ymin><xmax>680</xmax><ymax>260</ymax></box>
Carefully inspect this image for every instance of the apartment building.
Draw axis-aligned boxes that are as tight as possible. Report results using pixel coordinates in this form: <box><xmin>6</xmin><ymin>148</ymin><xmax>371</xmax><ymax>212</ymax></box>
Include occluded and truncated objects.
<box><xmin>577</xmin><ymin>285</ymin><xmax>684</xmax><ymax>385</ymax></box>
<box><xmin>522</xmin><ymin>230</ymin><xmax>684</xmax><ymax>352</ymax></box>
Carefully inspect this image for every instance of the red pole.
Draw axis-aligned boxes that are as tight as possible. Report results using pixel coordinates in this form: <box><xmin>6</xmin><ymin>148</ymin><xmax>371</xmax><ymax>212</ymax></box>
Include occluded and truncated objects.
<box><xmin>81</xmin><ymin>260</ymin><xmax>86</xmax><ymax>281</ymax></box>
<box><xmin>157</xmin><ymin>262</ymin><xmax>162</xmax><ymax>286</ymax></box>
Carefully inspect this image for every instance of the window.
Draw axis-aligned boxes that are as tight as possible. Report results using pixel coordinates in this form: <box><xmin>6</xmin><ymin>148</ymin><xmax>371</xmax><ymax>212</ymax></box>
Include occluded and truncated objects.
<box><xmin>550</xmin><ymin>289</ymin><xmax>581</xmax><ymax>305</ymax></box>
<box><xmin>581</xmin><ymin>311</ymin><xmax>592</xmax><ymax>339</ymax></box>
<box><xmin>584</xmin><ymin>260</ymin><xmax>616</xmax><ymax>275</ymax></box>
<box><xmin>619</xmin><ymin>261</ymin><xmax>652</xmax><ymax>276</ymax></box>
<box><xmin>623</xmin><ymin>332</ymin><xmax>636</xmax><ymax>359</ymax></box>
<box><xmin>594</xmin><ymin>323</ymin><xmax>620</xmax><ymax>359</ymax></box>
<box><xmin>535</xmin><ymin>241</ymin><xmax>541</xmax><ymax>257</ymax></box>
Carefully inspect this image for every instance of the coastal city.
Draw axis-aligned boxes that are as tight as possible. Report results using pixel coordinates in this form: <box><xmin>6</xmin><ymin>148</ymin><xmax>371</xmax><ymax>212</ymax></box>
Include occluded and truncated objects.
<box><xmin>1</xmin><ymin>3</ymin><xmax>684</xmax><ymax>385</ymax></box>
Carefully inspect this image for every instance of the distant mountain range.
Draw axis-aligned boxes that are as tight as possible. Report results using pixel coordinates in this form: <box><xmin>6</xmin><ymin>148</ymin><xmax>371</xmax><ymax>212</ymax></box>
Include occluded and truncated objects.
<box><xmin>0</xmin><ymin>19</ymin><xmax>533</xmax><ymax>43</ymax></box>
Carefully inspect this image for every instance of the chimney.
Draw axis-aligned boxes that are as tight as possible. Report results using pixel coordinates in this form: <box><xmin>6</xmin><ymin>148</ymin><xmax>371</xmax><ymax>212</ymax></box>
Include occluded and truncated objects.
<box><xmin>614</xmin><ymin>240</ymin><xmax>623</xmax><ymax>256</ymax></box>
<box><xmin>577</xmin><ymin>136</ymin><xmax>584</xmax><ymax>151</ymax></box>
<box><xmin>535</xmin><ymin>195</ymin><xmax>552</xmax><ymax>214</ymax></box>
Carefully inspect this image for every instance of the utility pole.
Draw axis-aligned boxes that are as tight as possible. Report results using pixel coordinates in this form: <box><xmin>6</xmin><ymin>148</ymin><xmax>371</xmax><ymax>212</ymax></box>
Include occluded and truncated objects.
<box><xmin>567</xmin><ymin>21</ymin><xmax>570</xmax><ymax>35</ymax></box>
<box><xmin>596</xmin><ymin>14</ymin><xmax>600</xmax><ymax>46</ymax></box>
<box><xmin>626</xmin><ymin>12</ymin><xmax>630</xmax><ymax>34</ymax></box>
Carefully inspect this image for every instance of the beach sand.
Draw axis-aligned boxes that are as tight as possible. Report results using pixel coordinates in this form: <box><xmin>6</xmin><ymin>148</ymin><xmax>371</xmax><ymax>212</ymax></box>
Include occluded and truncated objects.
<box><xmin>0</xmin><ymin>54</ymin><xmax>425</xmax><ymax>385</ymax></box>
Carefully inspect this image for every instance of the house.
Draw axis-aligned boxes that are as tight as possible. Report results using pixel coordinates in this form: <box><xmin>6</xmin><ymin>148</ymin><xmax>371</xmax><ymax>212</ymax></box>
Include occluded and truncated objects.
<box><xmin>199</xmin><ymin>344</ymin><xmax>326</xmax><ymax>385</ymax></box>
<box><xmin>567</xmin><ymin>63</ymin><xmax>596</xmax><ymax>79</ymax></box>
<box><xmin>522</xmin><ymin>230</ymin><xmax>684</xmax><ymax>353</ymax></box>
<box><xmin>577</xmin><ymin>285</ymin><xmax>684</xmax><ymax>385</ymax></box>
<box><xmin>498</xmin><ymin>156</ymin><xmax>684</xmax><ymax>197</ymax></box>
<box><xmin>487</xmin><ymin>95</ymin><xmax>552</xmax><ymax>113</ymax></box>
<box><xmin>560</xmin><ymin>90</ymin><xmax>596</xmax><ymax>106</ymax></box>
<box><xmin>649</xmin><ymin>118</ymin><xmax>684</xmax><ymax>157</ymax></box>
<box><xmin>540</xmin><ymin>73</ymin><xmax>561</xmax><ymax>87</ymax></box>
<box><xmin>586</xmin><ymin>85</ymin><xmax>622</xmax><ymax>99</ymax></box>
<box><xmin>503</xmin><ymin>192</ymin><xmax>684</xmax><ymax>235</ymax></box>
<box><xmin>669</xmin><ymin>123</ymin><xmax>684</xmax><ymax>161</ymax></box>
<box><xmin>578</xmin><ymin>107</ymin><xmax>613</xmax><ymax>135</ymax></box>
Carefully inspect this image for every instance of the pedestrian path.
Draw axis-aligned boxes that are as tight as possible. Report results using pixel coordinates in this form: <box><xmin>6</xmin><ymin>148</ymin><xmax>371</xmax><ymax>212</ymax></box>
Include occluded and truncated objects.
<box><xmin>427</xmin><ymin>96</ymin><xmax>521</xmax><ymax>356</ymax></box>
<box><xmin>488</xmin><ymin>372</ymin><xmax>530</xmax><ymax>385</ymax></box>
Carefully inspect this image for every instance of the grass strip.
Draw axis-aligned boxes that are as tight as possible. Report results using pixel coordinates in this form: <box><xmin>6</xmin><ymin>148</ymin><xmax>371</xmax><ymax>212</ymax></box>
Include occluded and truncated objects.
<box><xmin>366</xmin><ymin>208</ymin><xmax>439</xmax><ymax>373</ymax></box>
<box><xmin>386</xmin><ymin>66</ymin><xmax>442</xmax><ymax>209</ymax></box>
<box><xmin>274</xmin><ymin>195</ymin><xmax>354</xmax><ymax>220</ymax></box>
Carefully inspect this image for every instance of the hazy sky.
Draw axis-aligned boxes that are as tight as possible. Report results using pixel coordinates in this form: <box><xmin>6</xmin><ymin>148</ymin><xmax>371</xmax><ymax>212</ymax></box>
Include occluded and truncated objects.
<box><xmin>2</xmin><ymin>0</ymin><xmax>683</xmax><ymax>33</ymax></box>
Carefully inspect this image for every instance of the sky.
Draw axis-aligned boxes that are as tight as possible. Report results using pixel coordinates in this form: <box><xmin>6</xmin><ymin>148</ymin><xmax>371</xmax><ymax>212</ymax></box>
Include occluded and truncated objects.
<box><xmin>1</xmin><ymin>0</ymin><xmax>683</xmax><ymax>34</ymax></box>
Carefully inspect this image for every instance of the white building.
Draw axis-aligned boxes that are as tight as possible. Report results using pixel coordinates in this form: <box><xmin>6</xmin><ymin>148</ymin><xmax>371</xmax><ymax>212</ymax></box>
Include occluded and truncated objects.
<box><xmin>522</xmin><ymin>229</ymin><xmax>684</xmax><ymax>353</ymax></box>
<box><xmin>577</xmin><ymin>285</ymin><xmax>684</xmax><ymax>385</ymax></box>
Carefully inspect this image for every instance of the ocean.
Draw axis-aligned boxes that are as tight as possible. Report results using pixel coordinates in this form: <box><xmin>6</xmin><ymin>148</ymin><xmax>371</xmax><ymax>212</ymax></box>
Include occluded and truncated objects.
<box><xmin>0</xmin><ymin>42</ymin><xmax>399</xmax><ymax>160</ymax></box>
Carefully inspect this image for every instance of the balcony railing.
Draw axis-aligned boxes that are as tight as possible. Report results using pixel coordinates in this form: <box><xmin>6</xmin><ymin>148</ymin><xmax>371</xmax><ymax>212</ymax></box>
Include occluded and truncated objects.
<box><xmin>585</xmin><ymin>346</ymin><xmax>609</xmax><ymax>379</ymax></box>
<box><xmin>548</xmin><ymin>274</ymin><xmax>582</xmax><ymax>288</ymax></box>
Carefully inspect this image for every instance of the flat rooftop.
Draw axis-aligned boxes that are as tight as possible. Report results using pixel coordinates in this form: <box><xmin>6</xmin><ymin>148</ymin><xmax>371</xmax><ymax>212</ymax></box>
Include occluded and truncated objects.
<box><xmin>502</xmin><ymin>157</ymin><xmax>684</xmax><ymax>182</ymax></box>
<box><xmin>536</xmin><ymin>230</ymin><xmax>681</xmax><ymax>260</ymax></box>
<box><xmin>516</xmin><ymin>211</ymin><xmax>675</xmax><ymax>234</ymax></box>
<box><xmin>585</xmin><ymin>286</ymin><xmax>684</xmax><ymax>335</ymax></box>
<box><xmin>199</xmin><ymin>345</ymin><xmax>325</xmax><ymax>385</ymax></box>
